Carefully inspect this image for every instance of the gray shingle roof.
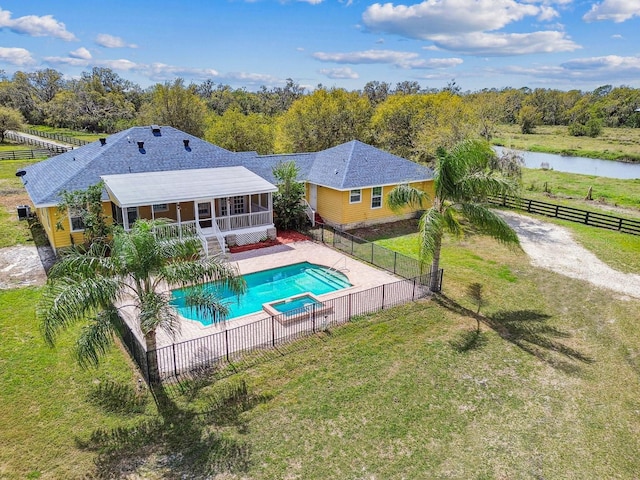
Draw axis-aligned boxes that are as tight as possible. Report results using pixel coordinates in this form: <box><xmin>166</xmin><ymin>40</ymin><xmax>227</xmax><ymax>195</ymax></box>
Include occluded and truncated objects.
<box><xmin>22</xmin><ymin>127</ymin><xmax>433</xmax><ymax>207</ymax></box>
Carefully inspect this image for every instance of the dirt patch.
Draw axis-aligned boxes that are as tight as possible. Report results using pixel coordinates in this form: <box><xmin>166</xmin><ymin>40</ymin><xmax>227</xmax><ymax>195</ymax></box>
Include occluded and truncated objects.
<box><xmin>499</xmin><ymin>211</ymin><xmax>640</xmax><ymax>300</ymax></box>
<box><xmin>0</xmin><ymin>245</ymin><xmax>50</xmax><ymax>289</ymax></box>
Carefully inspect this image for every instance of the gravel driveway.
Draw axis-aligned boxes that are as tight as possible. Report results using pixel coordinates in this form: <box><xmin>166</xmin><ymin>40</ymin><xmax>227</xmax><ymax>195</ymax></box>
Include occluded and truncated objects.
<box><xmin>499</xmin><ymin>210</ymin><xmax>640</xmax><ymax>300</ymax></box>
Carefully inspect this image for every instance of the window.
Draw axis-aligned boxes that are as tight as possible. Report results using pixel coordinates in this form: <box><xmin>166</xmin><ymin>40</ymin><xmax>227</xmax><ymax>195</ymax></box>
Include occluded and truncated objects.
<box><xmin>216</xmin><ymin>199</ymin><xmax>228</xmax><ymax>217</ymax></box>
<box><xmin>152</xmin><ymin>203</ymin><xmax>168</xmax><ymax>212</ymax></box>
<box><xmin>349</xmin><ymin>189</ymin><xmax>361</xmax><ymax>204</ymax></box>
<box><xmin>68</xmin><ymin>206</ymin><xmax>85</xmax><ymax>232</ymax></box>
<box><xmin>198</xmin><ymin>202</ymin><xmax>211</xmax><ymax>217</ymax></box>
<box><xmin>232</xmin><ymin>196</ymin><xmax>245</xmax><ymax>215</ymax></box>
<box><xmin>126</xmin><ymin>207</ymin><xmax>139</xmax><ymax>227</ymax></box>
<box><xmin>371</xmin><ymin>186</ymin><xmax>383</xmax><ymax>209</ymax></box>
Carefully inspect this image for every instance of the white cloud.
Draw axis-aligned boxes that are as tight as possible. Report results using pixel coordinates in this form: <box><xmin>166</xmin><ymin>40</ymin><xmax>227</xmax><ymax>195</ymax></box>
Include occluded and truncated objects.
<box><xmin>95</xmin><ymin>33</ymin><xmax>138</xmax><ymax>48</ymax></box>
<box><xmin>69</xmin><ymin>47</ymin><xmax>92</xmax><ymax>60</ymax></box>
<box><xmin>583</xmin><ymin>0</ymin><xmax>640</xmax><ymax>23</ymax></box>
<box><xmin>362</xmin><ymin>0</ymin><xmax>578</xmax><ymax>55</ymax></box>
<box><xmin>431</xmin><ymin>31</ymin><xmax>580</xmax><ymax>55</ymax></box>
<box><xmin>318</xmin><ymin>67</ymin><xmax>359</xmax><ymax>79</ymax></box>
<box><xmin>561</xmin><ymin>55</ymin><xmax>640</xmax><ymax>72</ymax></box>
<box><xmin>313</xmin><ymin>49</ymin><xmax>462</xmax><ymax>69</ymax></box>
<box><xmin>0</xmin><ymin>7</ymin><xmax>76</xmax><ymax>41</ymax></box>
<box><xmin>0</xmin><ymin>47</ymin><xmax>35</xmax><ymax>66</ymax></box>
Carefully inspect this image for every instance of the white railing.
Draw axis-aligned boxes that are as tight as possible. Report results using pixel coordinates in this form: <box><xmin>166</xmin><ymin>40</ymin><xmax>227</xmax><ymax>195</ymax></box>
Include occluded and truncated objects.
<box><xmin>301</xmin><ymin>198</ymin><xmax>315</xmax><ymax>227</ymax></box>
<box><xmin>216</xmin><ymin>211</ymin><xmax>272</xmax><ymax>232</ymax></box>
<box><xmin>154</xmin><ymin>220</ymin><xmax>208</xmax><ymax>256</ymax></box>
<box><xmin>208</xmin><ymin>219</ymin><xmax>226</xmax><ymax>255</ymax></box>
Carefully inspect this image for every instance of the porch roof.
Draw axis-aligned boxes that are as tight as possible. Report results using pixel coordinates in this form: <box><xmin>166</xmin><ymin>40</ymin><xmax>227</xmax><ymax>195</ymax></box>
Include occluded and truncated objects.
<box><xmin>102</xmin><ymin>166</ymin><xmax>277</xmax><ymax>208</ymax></box>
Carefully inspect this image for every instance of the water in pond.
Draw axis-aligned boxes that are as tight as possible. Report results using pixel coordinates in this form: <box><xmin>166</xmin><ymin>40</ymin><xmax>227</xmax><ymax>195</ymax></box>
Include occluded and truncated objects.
<box><xmin>494</xmin><ymin>147</ymin><xmax>640</xmax><ymax>179</ymax></box>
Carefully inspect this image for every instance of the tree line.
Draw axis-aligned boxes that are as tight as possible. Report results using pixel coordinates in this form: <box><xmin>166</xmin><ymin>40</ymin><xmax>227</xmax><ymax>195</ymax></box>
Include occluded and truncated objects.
<box><xmin>2</xmin><ymin>67</ymin><xmax>640</xmax><ymax>162</ymax></box>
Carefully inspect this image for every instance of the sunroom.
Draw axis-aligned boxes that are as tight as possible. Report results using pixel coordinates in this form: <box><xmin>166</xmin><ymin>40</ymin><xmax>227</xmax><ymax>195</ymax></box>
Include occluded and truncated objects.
<box><xmin>101</xmin><ymin>166</ymin><xmax>277</xmax><ymax>254</ymax></box>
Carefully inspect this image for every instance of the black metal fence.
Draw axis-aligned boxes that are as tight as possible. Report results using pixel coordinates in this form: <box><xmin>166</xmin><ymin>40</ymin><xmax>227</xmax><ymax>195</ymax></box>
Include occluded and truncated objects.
<box><xmin>308</xmin><ymin>223</ymin><xmax>440</xmax><ymax>284</ymax></box>
<box><xmin>490</xmin><ymin>195</ymin><xmax>640</xmax><ymax>235</ymax></box>
<box><xmin>23</xmin><ymin>128</ymin><xmax>90</xmax><ymax>147</ymax></box>
<box><xmin>125</xmin><ymin>272</ymin><xmax>437</xmax><ymax>384</ymax></box>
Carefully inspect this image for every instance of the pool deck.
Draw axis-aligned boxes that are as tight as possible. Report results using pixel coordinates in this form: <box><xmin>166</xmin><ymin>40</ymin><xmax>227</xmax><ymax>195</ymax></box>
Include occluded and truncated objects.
<box><xmin>121</xmin><ymin>240</ymin><xmax>402</xmax><ymax>348</ymax></box>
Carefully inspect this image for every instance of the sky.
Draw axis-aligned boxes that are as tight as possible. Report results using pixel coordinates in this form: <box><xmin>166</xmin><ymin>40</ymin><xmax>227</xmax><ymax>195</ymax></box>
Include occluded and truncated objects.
<box><xmin>0</xmin><ymin>0</ymin><xmax>639</xmax><ymax>93</ymax></box>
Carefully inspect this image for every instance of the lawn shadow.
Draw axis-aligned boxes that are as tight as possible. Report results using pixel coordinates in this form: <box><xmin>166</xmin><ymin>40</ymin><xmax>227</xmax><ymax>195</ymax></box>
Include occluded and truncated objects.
<box><xmin>78</xmin><ymin>378</ymin><xmax>268</xmax><ymax>478</ymax></box>
<box><xmin>434</xmin><ymin>294</ymin><xmax>594</xmax><ymax>373</ymax></box>
<box><xmin>449</xmin><ymin>329</ymin><xmax>489</xmax><ymax>353</ymax></box>
<box><xmin>86</xmin><ymin>379</ymin><xmax>148</xmax><ymax>415</ymax></box>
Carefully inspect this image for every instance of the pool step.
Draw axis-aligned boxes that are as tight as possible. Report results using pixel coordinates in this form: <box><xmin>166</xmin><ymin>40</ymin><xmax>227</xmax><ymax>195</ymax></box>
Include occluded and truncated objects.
<box><xmin>304</xmin><ymin>267</ymin><xmax>348</xmax><ymax>289</ymax></box>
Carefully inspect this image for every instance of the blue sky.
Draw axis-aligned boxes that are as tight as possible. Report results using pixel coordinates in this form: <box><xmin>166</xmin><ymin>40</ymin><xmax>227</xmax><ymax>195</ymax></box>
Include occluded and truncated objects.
<box><xmin>1</xmin><ymin>0</ymin><xmax>639</xmax><ymax>92</ymax></box>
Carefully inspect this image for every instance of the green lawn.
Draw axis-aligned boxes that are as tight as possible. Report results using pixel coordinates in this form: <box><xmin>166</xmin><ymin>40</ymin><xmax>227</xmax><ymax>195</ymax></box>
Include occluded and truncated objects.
<box><xmin>27</xmin><ymin>125</ymin><xmax>105</xmax><ymax>143</ymax></box>
<box><xmin>3</xmin><ymin>220</ymin><xmax>640</xmax><ymax>478</ymax></box>
<box><xmin>0</xmin><ymin>159</ymin><xmax>41</xmax><ymax>247</ymax></box>
<box><xmin>494</xmin><ymin>124</ymin><xmax>640</xmax><ymax>162</ymax></box>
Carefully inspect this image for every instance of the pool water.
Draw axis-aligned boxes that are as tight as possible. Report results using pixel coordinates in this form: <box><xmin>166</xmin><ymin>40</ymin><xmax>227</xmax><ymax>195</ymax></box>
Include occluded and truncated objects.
<box><xmin>171</xmin><ymin>261</ymin><xmax>351</xmax><ymax>325</ymax></box>
<box><xmin>271</xmin><ymin>295</ymin><xmax>321</xmax><ymax>314</ymax></box>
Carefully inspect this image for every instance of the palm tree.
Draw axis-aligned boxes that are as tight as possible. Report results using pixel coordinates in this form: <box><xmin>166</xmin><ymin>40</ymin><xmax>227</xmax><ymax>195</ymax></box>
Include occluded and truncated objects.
<box><xmin>387</xmin><ymin>140</ymin><xmax>521</xmax><ymax>292</ymax></box>
<box><xmin>38</xmin><ymin>219</ymin><xmax>246</xmax><ymax>384</ymax></box>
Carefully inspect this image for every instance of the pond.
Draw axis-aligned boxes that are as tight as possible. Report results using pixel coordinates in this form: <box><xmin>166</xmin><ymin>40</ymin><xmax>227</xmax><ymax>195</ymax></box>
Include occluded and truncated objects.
<box><xmin>494</xmin><ymin>147</ymin><xmax>640</xmax><ymax>179</ymax></box>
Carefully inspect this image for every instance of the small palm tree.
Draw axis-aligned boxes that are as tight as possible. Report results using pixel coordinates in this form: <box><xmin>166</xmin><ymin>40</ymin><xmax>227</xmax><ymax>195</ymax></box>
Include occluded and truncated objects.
<box><xmin>38</xmin><ymin>220</ymin><xmax>246</xmax><ymax>383</ymax></box>
<box><xmin>387</xmin><ymin>140</ymin><xmax>521</xmax><ymax>291</ymax></box>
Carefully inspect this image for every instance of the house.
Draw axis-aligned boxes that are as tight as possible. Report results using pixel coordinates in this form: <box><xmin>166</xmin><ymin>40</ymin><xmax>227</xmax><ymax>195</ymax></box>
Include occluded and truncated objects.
<box><xmin>19</xmin><ymin>125</ymin><xmax>433</xmax><ymax>254</ymax></box>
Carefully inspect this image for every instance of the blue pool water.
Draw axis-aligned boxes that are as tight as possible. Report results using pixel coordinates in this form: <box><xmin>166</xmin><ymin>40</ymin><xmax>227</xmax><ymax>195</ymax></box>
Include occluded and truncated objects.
<box><xmin>270</xmin><ymin>295</ymin><xmax>321</xmax><ymax>314</ymax></box>
<box><xmin>171</xmin><ymin>261</ymin><xmax>351</xmax><ymax>325</ymax></box>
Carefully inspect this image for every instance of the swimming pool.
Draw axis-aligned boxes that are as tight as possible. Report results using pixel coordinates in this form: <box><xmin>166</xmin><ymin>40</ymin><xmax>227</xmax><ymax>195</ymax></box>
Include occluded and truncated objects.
<box><xmin>171</xmin><ymin>261</ymin><xmax>351</xmax><ymax>325</ymax></box>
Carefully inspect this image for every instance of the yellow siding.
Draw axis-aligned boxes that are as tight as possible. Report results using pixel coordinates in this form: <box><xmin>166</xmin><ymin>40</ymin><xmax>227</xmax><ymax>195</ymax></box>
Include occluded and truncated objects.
<box><xmin>315</xmin><ymin>186</ymin><xmax>343</xmax><ymax>225</ymax></box>
<box><xmin>42</xmin><ymin>202</ymin><xmax>113</xmax><ymax>251</ymax></box>
<box><xmin>317</xmin><ymin>180</ymin><xmax>434</xmax><ymax>227</ymax></box>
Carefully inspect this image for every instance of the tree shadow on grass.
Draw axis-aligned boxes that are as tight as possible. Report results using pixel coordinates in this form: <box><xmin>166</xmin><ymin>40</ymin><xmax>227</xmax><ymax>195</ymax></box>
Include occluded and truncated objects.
<box><xmin>434</xmin><ymin>294</ymin><xmax>594</xmax><ymax>374</ymax></box>
<box><xmin>78</xmin><ymin>378</ymin><xmax>269</xmax><ymax>479</ymax></box>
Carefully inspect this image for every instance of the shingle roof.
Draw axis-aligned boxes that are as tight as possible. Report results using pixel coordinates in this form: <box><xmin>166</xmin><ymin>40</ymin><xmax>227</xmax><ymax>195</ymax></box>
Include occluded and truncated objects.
<box><xmin>22</xmin><ymin>127</ymin><xmax>433</xmax><ymax>207</ymax></box>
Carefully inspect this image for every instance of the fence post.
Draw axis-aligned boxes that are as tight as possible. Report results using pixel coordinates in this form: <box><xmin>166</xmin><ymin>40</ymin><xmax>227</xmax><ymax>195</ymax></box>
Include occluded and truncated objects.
<box><xmin>393</xmin><ymin>252</ymin><xmax>397</xmax><ymax>275</ymax></box>
<box><xmin>351</xmin><ymin>235</ymin><xmax>354</xmax><ymax>255</ymax></box>
<box><xmin>381</xmin><ymin>283</ymin><xmax>386</xmax><ymax>310</ymax></box>
<box><xmin>225</xmin><ymin>328</ymin><xmax>230</xmax><ymax>363</ymax></box>
<box><xmin>585</xmin><ymin>211</ymin><xmax>590</xmax><ymax>225</ymax></box>
<box><xmin>412</xmin><ymin>278</ymin><xmax>416</xmax><ymax>301</ymax></box>
<box><xmin>348</xmin><ymin>292</ymin><xmax>352</xmax><ymax>320</ymax></box>
<box><xmin>321</xmin><ymin>224</ymin><xmax>324</xmax><ymax>243</ymax></box>
<box><xmin>371</xmin><ymin>243</ymin><xmax>374</xmax><ymax>264</ymax></box>
<box><xmin>312</xmin><ymin>303</ymin><xmax>316</xmax><ymax>333</ymax></box>
<box><xmin>271</xmin><ymin>315</ymin><xmax>276</xmax><ymax>346</ymax></box>
<box><xmin>172</xmin><ymin>343</ymin><xmax>178</xmax><ymax>378</ymax></box>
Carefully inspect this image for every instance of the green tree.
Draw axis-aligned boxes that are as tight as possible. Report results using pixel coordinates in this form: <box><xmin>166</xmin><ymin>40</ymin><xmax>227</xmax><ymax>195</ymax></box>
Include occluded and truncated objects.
<box><xmin>387</xmin><ymin>140</ymin><xmax>521</xmax><ymax>291</ymax></box>
<box><xmin>139</xmin><ymin>79</ymin><xmax>208</xmax><ymax>137</ymax></box>
<box><xmin>276</xmin><ymin>88</ymin><xmax>372</xmax><ymax>152</ymax></box>
<box><xmin>38</xmin><ymin>220</ymin><xmax>246</xmax><ymax>383</ymax></box>
<box><xmin>0</xmin><ymin>106</ymin><xmax>24</xmax><ymax>143</ymax></box>
<box><xmin>205</xmin><ymin>108</ymin><xmax>275</xmax><ymax>153</ymax></box>
<box><xmin>517</xmin><ymin>104</ymin><xmax>540</xmax><ymax>134</ymax></box>
<box><xmin>272</xmin><ymin>161</ymin><xmax>306</xmax><ymax>230</ymax></box>
<box><xmin>55</xmin><ymin>181</ymin><xmax>111</xmax><ymax>247</ymax></box>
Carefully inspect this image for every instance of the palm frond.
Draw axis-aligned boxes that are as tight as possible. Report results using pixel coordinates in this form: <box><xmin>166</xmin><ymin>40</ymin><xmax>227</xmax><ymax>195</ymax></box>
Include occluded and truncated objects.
<box><xmin>38</xmin><ymin>276</ymin><xmax>120</xmax><ymax>346</ymax></box>
<box><xmin>137</xmin><ymin>290</ymin><xmax>181</xmax><ymax>338</ymax></box>
<box><xmin>417</xmin><ymin>207</ymin><xmax>445</xmax><ymax>261</ymax></box>
<box><xmin>75</xmin><ymin>305</ymin><xmax>120</xmax><ymax>369</ymax></box>
<box><xmin>386</xmin><ymin>184</ymin><xmax>429</xmax><ymax>211</ymax></box>
<box><xmin>184</xmin><ymin>287</ymin><xmax>231</xmax><ymax>324</ymax></box>
<box><xmin>161</xmin><ymin>256</ymin><xmax>246</xmax><ymax>295</ymax></box>
<box><xmin>460</xmin><ymin>203</ymin><xmax>521</xmax><ymax>247</ymax></box>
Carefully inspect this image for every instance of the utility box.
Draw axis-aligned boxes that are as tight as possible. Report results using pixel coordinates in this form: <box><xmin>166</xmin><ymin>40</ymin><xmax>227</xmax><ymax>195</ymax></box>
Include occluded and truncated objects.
<box><xmin>17</xmin><ymin>205</ymin><xmax>31</xmax><ymax>220</ymax></box>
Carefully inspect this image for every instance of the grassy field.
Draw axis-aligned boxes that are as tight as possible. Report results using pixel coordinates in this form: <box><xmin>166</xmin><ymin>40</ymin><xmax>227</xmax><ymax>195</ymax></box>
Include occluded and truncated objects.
<box><xmin>27</xmin><ymin>125</ymin><xmax>105</xmax><ymax>143</ymax></box>
<box><xmin>0</xmin><ymin>142</ymin><xmax>33</xmax><ymax>152</ymax></box>
<box><xmin>494</xmin><ymin>124</ymin><xmax>640</xmax><ymax>162</ymax></box>
<box><xmin>0</xmin><ymin>159</ymin><xmax>40</xmax><ymax>247</ymax></box>
<box><xmin>2</xmin><ymin>218</ymin><xmax>640</xmax><ymax>478</ymax></box>
<box><xmin>521</xmin><ymin>167</ymin><xmax>640</xmax><ymax>215</ymax></box>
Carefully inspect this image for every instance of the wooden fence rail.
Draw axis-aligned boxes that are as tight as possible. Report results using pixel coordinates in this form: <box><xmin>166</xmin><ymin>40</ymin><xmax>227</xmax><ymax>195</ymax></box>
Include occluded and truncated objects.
<box><xmin>23</xmin><ymin>128</ymin><xmax>90</xmax><ymax>146</ymax></box>
<box><xmin>0</xmin><ymin>149</ymin><xmax>63</xmax><ymax>160</ymax></box>
<box><xmin>4</xmin><ymin>131</ymin><xmax>70</xmax><ymax>153</ymax></box>
<box><xmin>490</xmin><ymin>195</ymin><xmax>640</xmax><ymax>236</ymax></box>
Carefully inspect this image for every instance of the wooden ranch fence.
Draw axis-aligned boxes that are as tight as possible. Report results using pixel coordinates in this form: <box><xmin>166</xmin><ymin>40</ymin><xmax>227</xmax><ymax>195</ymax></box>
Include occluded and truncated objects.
<box><xmin>490</xmin><ymin>195</ymin><xmax>640</xmax><ymax>236</ymax></box>
<box><xmin>0</xmin><ymin>148</ymin><xmax>65</xmax><ymax>160</ymax></box>
<box><xmin>23</xmin><ymin>128</ymin><xmax>90</xmax><ymax>147</ymax></box>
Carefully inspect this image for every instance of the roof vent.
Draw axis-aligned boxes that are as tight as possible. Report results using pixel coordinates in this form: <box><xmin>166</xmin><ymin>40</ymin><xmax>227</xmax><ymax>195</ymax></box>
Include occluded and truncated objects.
<box><xmin>183</xmin><ymin>139</ymin><xmax>190</xmax><ymax>148</ymax></box>
<box><xmin>15</xmin><ymin>169</ymin><xmax>26</xmax><ymax>177</ymax></box>
<box><xmin>99</xmin><ymin>138</ymin><xmax>106</xmax><ymax>146</ymax></box>
<box><xmin>151</xmin><ymin>125</ymin><xmax>161</xmax><ymax>135</ymax></box>
<box><xmin>137</xmin><ymin>141</ymin><xmax>144</xmax><ymax>149</ymax></box>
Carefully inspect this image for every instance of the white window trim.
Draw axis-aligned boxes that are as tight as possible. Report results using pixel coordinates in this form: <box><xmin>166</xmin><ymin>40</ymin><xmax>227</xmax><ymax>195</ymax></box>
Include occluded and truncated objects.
<box><xmin>371</xmin><ymin>186</ymin><xmax>383</xmax><ymax>209</ymax></box>
<box><xmin>152</xmin><ymin>203</ymin><xmax>169</xmax><ymax>212</ymax></box>
<box><xmin>68</xmin><ymin>206</ymin><xmax>85</xmax><ymax>232</ymax></box>
<box><xmin>349</xmin><ymin>189</ymin><xmax>361</xmax><ymax>204</ymax></box>
<box><xmin>198</xmin><ymin>202</ymin><xmax>211</xmax><ymax>216</ymax></box>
